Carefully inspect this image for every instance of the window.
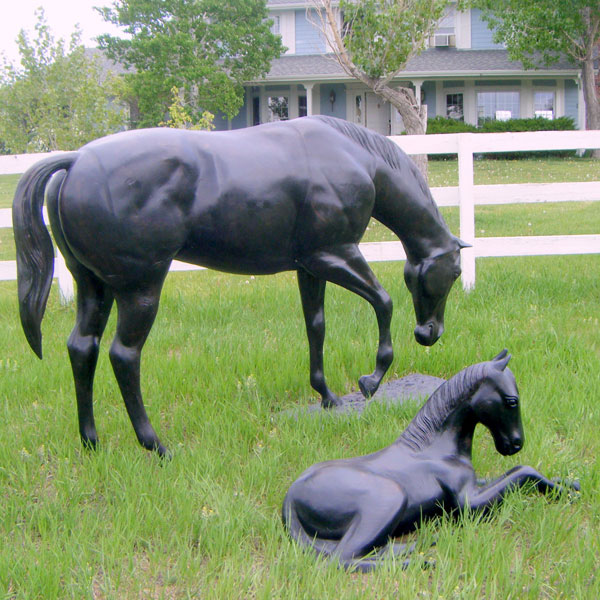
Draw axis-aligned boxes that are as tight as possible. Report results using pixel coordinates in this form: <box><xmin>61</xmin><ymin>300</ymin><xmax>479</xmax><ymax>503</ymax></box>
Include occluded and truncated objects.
<box><xmin>477</xmin><ymin>91</ymin><xmax>520</xmax><ymax>125</ymax></box>
<box><xmin>268</xmin><ymin>96</ymin><xmax>289</xmax><ymax>121</ymax></box>
<box><xmin>534</xmin><ymin>91</ymin><xmax>555</xmax><ymax>120</ymax></box>
<box><xmin>270</xmin><ymin>15</ymin><xmax>280</xmax><ymax>36</ymax></box>
<box><xmin>355</xmin><ymin>95</ymin><xmax>363</xmax><ymax>125</ymax></box>
<box><xmin>446</xmin><ymin>93</ymin><xmax>464</xmax><ymax>121</ymax></box>
<box><xmin>298</xmin><ymin>95</ymin><xmax>307</xmax><ymax>118</ymax></box>
<box><xmin>437</xmin><ymin>5</ymin><xmax>456</xmax><ymax>34</ymax></box>
<box><xmin>252</xmin><ymin>96</ymin><xmax>260</xmax><ymax>126</ymax></box>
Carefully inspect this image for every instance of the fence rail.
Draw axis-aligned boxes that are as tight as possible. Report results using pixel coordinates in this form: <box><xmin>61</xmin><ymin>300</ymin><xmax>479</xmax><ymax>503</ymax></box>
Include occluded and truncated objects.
<box><xmin>1</xmin><ymin>129</ymin><xmax>599</xmax><ymax>301</ymax></box>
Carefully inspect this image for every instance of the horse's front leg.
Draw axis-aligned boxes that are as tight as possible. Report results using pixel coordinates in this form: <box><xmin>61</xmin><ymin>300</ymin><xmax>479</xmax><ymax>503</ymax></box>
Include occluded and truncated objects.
<box><xmin>299</xmin><ymin>244</ymin><xmax>393</xmax><ymax>400</ymax></box>
<box><xmin>464</xmin><ymin>465</ymin><xmax>579</xmax><ymax>512</ymax></box>
<box><xmin>297</xmin><ymin>269</ymin><xmax>341</xmax><ymax>408</ymax></box>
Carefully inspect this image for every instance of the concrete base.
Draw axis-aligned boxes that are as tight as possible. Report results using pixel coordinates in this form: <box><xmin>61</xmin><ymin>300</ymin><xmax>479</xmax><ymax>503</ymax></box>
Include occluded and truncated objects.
<box><xmin>290</xmin><ymin>373</ymin><xmax>445</xmax><ymax>416</ymax></box>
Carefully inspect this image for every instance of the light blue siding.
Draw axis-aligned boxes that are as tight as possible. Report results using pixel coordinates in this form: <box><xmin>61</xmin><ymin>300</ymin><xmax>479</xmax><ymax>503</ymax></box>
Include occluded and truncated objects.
<box><xmin>295</xmin><ymin>9</ymin><xmax>326</xmax><ymax>54</ymax></box>
<box><xmin>564</xmin><ymin>79</ymin><xmax>579</xmax><ymax>128</ymax></box>
<box><xmin>319</xmin><ymin>83</ymin><xmax>346</xmax><ymax>119</ymax></box>
<box><xmin>423</xmin><ymin>81</ymin><xmax>436</xmax><ymax>118</ymax></box>
<box><xmin>212</xmin><ymin>112</ymin><xmax>229</xmax><ymax>131</ymax></box>
<box><xmin>230</xmin><ymin>92</ymin><xmax>248</xmax><ymax>129</ymax></box>
<box><xmin>471</xmin><ymin>8</ymin><xmax>503</xmax><ymax>50</ymax></box>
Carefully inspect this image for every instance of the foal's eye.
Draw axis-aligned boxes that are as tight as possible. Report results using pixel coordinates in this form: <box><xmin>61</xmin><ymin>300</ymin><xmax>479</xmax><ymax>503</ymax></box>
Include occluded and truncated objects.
<box><xmin>504</xmin><ymin>396</ymin><xmax>518</xmax><ymax>408</ymax></box>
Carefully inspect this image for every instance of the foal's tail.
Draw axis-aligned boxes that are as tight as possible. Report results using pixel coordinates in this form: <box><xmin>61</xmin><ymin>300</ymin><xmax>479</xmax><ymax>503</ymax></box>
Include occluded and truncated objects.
<box><xmin>12</xmin><ymin>152</ymin><xmax>79</xmax><ymax>358</ymax></box>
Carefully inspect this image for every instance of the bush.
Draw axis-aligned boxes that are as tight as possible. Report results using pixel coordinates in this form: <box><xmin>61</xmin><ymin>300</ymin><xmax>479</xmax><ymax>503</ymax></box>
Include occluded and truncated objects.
<box><xmin>427</xmin><ymin>116</ymin><xmax>477</xmax><ymax>134</ymax></box>
<box><xmin>478</xmin><ymin>116</ymin><xmax>575</xmax><ymax>133</ymax></box>
<box><xmin>426</xmin><ymin>116</ymin><xmax>577</xmax><ymax>159</ymax></box>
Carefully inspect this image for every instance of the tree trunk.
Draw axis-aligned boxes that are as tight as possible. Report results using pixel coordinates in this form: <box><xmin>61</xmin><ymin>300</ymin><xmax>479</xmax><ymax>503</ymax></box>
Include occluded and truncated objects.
<box><xmin>377</xmin><ymin>84</ymin><xmax>429</xmax><ymax>180</ymax></box>
<box><xmin>581</xmin><ymin>55</ymin><xmax>600</xmax><ymax>158</ymax></box>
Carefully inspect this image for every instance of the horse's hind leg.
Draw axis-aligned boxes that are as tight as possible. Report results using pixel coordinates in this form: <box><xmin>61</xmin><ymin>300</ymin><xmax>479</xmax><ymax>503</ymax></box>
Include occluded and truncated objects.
<box><xmin>333</xmin><ymin>482</ymin><xmax>408</xmax><ymax>572</ymax></box>
<box><xmin>109</xmin><ymin>279</ymin><xmax>168</xmax><ymax>456</ymax></box>
<box><xmin>46</xmin><ymin>172</ymin><xmax>114</xmax><ymax>449</ymax></box>
<box><xmin>299</xmin><ymin>244</ymin><xmax>393</xmax><ymax>400</ymax></box>
<box><xmin>68</xmin><ymin>270</ymin><xmax>114</xmax><ymax>449</ymax></box>
<box><xmin>297</xmin><ymin>269</ymin><xmax>341</xmax><ymax>408</ymax></box>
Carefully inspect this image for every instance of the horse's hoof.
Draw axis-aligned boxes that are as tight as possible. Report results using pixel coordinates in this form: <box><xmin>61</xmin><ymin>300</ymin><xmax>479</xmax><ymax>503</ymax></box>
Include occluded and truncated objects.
<box><xmin>321</xmin><ymin>393</ymin><xmax>342</xmax><ymax>409</ymax></box>
<box><xmin>552</xmin><ymin>478</ymin><xmax>581</xmax><ymax>493</ymax></box>
<box><xmin>156</xmin><ymin>444</ymin><xmax>172</xmax><ymax>460</ymax></box>
<box><xmin>358</xmin><ymin>374</ymin><xmax>379</xmax><ymax>398</ymax></box>
<box><xmin>81</xmin><ymin>436</ymin><xmax>99</xmax><ymax>451</ymax></box>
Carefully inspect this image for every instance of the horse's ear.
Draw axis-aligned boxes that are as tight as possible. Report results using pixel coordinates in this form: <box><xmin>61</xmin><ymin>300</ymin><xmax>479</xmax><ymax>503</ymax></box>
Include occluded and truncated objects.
<box><xmin>456</xmin><ymin>238</ymin><xmax>472</xmax><ymax>249</ymax></box>
<box><xmin>492</xmin><ymin>349</ymin><xmax>508</xmax><ymax>361</ymax></box>
<box><xmin>492</xmin><ymin>349</ymin><xmax>511</xmax><ymax>371</ymax></box>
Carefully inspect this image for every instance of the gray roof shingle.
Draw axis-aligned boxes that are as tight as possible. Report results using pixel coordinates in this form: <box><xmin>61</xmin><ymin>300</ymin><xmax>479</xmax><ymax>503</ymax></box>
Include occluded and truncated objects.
<box><xmin>260</xmin><ymin>49</ymin><xmax>577</xmax><ymax>82</ymax></box>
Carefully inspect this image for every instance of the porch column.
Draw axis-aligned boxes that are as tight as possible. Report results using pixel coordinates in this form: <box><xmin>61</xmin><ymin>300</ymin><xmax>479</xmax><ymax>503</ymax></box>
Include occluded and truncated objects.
<box><xmin>577</xmin><ymin>75</ymin><xmax>586</xmax><ymax>129</ymax></box>
<box><xmin>412</xmin><ymin>79</ymin><xmax>424</xmax><ymax>106</ymax></box>
<box><xmin>303</xmin><ymin>83</ymin><xmax>315</xmax><ymax>116</ymax></box>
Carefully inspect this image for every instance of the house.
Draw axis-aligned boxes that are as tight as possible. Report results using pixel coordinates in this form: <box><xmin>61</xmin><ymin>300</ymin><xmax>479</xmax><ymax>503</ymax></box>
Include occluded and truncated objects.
<box><xmin>213</xmin><ymin>1</ymin><xmax>584</xmax><ymax>134</ymax></box>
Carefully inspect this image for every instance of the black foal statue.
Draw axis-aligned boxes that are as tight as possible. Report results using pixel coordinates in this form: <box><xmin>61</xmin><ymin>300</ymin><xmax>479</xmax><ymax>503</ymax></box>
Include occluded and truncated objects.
<box><xmin>282</xmin><ymin>351</ymin><xmax>579</xmax><ymax>572</ymax></box>
<box><xmin>13</xmin><ymin>116</ymin><xmax>467</xmax><ymax>455</ymax></box>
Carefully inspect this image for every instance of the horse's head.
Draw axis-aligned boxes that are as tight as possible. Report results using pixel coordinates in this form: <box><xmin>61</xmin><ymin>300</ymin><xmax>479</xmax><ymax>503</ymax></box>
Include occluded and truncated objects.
<box><xmin>471</xmin><ymin>350</ymin><xmax>524</xmax><ymax>456</ymax></box>
<box><xmin>404</xmin><ymin>240</ymin><xmax>466</xmax><ymax>346</ymax></box>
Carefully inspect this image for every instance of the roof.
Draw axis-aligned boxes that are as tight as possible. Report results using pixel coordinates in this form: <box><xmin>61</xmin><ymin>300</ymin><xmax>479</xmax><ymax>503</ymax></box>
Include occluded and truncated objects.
<box><xmin>267</xmin><ymin>1</ymin><xmax>322</xmax><ymax>6</ymax></box>
<box><xmin>259</xmin><ymin>49</ymin><xmax>579</xmax><ymax>83</ymax></box>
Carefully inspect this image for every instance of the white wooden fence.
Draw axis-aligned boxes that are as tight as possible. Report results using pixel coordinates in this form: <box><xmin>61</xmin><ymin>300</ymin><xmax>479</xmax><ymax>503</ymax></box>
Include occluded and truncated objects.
<box><xmin>0</xmin><ymin>130</ymin><xmax>599</xmax><ymax>302</ymax></box>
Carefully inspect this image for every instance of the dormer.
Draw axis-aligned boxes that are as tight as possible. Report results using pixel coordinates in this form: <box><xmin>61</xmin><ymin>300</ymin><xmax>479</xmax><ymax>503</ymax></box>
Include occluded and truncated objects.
<box><xmin>267</xmin><ymin>1</ymin><xmax>331</xmax><ymax>55</ymax></box>
<box><xmin>430</xmin><ymin>3</ymin><xmax>472</xmax><ymax>49</ymax></box>
<box><xmin>268</xmin><ymin>3</ymin><xmax>297</xmax><ymax>54</ymax></box>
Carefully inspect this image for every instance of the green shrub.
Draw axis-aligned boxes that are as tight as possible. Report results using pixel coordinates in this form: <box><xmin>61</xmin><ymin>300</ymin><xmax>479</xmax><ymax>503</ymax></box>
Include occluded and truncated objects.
<box><xmin>425</xmin><ymin>116</ymin><xmax>577</xmax><ymax>159</ymax></box>
<box><xmin>478</xmin><ymin>116</ymin><xmax>575</xmax><ymax>133</ymax></box>
<box><xmin>426</xmin><ymin>116</ymin><xmax>477</xmax><ymax>134</ymax></box>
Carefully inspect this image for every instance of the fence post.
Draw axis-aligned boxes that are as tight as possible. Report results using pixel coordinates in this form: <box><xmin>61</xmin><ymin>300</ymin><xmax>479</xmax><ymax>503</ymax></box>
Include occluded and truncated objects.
<box><xmin>458</xmin><ymin>133</ymin><xmax>476</xmax><ymax>290</ymax></box>
<box><xmin>55</xmin><ymin>250</ymin><xmax>74</xmax><ymax>304</ymax></box>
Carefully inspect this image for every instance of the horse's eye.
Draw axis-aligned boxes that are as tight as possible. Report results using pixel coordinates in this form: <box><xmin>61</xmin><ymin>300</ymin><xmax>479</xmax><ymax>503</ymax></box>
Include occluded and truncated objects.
<box><xmin>505</xmin><ymin>396</ymin><xmax>518</xmax><ymax>408</ymax></box>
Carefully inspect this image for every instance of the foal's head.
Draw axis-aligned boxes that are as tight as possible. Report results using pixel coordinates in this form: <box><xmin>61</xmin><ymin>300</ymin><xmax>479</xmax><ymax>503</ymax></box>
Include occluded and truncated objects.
<box><xmin>471</xmin><ymin>350</ymin><xmax>523</xmax><ymax>456</ymax></box>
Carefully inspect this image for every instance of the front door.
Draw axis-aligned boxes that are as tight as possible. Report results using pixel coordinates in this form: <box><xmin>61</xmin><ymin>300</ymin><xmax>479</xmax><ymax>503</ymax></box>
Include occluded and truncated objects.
<box><xmin>365</xmin><ymin>92</ymin><xmax>390</xmax><ymax>135</ymax></box>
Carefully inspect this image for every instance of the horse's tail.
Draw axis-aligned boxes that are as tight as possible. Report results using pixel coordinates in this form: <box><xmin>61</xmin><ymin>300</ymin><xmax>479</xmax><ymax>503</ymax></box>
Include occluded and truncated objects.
<box><xmin>12</xmin><ymin>152</ymin><xmax>79</xmax><ymax>359</ymax></box>
<box><xmin>282</xmin><ymin>492</ymin><xmax>338</xmax><ymax>557</ymax></box>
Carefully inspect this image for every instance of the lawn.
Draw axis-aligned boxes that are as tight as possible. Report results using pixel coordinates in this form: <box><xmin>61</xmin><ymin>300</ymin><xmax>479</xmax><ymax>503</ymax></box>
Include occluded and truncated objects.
<box><xmin>1</xmin><ymin>155</ymin><xmax>599</xmax><ymax>598</ymax></box>
<box><xmin>1</xmin><ymin>253</ymin><xmax>599</xmax><ymax>598</ymax></box>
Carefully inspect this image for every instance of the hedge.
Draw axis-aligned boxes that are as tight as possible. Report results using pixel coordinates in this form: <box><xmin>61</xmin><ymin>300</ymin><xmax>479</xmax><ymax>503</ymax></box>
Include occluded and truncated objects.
<box><xmin>425</xmin><ymin>116</ymin><xmax>577</xmax><ymax>159</ymax></box>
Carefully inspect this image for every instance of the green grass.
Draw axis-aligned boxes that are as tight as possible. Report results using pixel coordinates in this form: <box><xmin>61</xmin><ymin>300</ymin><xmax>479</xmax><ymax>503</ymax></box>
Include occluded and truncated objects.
<box><xmin>0</xmin><ymin>174</ymin><xmax>20</xmax><ymax>208</ymax></box>
<box><xmin>428</xmin><ymin>156</ymin><xmax>600</xmax><ymax>187</ymax></box>
<box><xmin>1</xmin><ymin>155</ymin><xmax>599</xmax><ymax>598</ymax></box>
<box><xmin>1</xmin><ymin>249</ymin><xmax>600</xmax><ymax>597</ymax></box>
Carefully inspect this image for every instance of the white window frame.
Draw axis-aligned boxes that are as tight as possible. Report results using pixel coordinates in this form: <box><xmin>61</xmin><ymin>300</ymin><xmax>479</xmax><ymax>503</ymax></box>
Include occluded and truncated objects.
<box><xmin>445</xmin><ymin>90</ymin><xmax>464</xmax><ymax>121</ymax></box>
<box><xmin>533</xmin><ymin>90</ymin><xmax>556</xmax><ymax>120</ymax></box>
<box><xmin>476</xmin><ymin>89</ymin><xmax>521</xmax><ymax>125</ymax></box>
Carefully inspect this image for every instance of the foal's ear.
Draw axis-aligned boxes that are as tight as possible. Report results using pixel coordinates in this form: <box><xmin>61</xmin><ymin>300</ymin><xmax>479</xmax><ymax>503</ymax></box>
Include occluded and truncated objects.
<box><xmin>492</xmin><ymin>349</ymin><xmax>511</xmax><ymax>371</ymax></box>
<box><xmin>492</xmin><ymin>349</ymin><xmax>508</xmax><ymax>361</ymax></box>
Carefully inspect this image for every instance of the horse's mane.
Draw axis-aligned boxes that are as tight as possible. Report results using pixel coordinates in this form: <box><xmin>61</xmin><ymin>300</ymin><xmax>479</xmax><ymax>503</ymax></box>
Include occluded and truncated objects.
<box><xmin>398</xmin><ymin>361</ymin><xmax>491</xmax><ymax>452</ymax></box>
<box><xmin>311</xmin><ymin>115</ymin><xmax>442</xmax><ymax>221</ymax></box>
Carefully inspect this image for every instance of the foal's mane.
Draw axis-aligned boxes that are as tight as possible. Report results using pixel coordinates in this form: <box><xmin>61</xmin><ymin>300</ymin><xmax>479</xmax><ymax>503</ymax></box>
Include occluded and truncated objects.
<box><xmin>311</xmin><ymin>115</ymin><xmax>442</xmax><ymax>221</ymax></box>
<box><xmin>398</xmin><ymin>361</ymin><xmax>492</xmax><ymax>452</ymax></box>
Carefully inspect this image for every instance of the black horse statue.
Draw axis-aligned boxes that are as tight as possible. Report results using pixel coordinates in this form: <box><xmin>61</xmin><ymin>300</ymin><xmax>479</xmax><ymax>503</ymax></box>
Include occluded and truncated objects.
<box><xmin>282</xmin><ymin>351</ymin><xmax>579</xmax><ymax>572</ymax></box>
<box><xmin>13</xmin><ymin>116</ymin><xmax>467</xmax><ymax>455</ymax></box>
